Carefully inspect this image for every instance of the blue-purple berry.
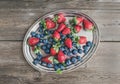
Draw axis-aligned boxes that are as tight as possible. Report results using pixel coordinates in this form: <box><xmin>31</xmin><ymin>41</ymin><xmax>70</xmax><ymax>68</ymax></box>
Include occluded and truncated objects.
<box><xmin>31</xmin><ymin>32</ymin><xmax>36</xmax><ymax>37</ymax></box>
<box><xmin>71</xmin><ymin>57</ymin><xmax>77</xmax><ymax>64</ymax></box>
<box><xmin>65</xmin><ymin>59</ymin><xmax>71</xmax><ymax>66</ymax></box>
<box><xmin>47</xmin><ymin>63</ymin><xmax>53</xmax><ymax>68</ymax></box>
<box><xmin>78</xmin><ymin>49</ymin><xmax>82</xmax><ymax>54</ymax></box>
<box><xmin>72</xmin><ymin>49</ymin><xmax>78</xmax><ymax>55</ymax></box>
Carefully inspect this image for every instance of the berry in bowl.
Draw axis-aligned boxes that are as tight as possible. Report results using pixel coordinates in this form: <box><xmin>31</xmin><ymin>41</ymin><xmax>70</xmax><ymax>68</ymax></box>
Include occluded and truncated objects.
<box><xmin>23</xmin><ymin>10</ymin><xmax>99</xmax><ymax>74</ymax></box>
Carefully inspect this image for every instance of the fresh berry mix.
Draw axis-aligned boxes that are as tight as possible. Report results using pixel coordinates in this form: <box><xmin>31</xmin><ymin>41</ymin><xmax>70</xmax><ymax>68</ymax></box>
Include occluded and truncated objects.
<box><xmin>27</xmin><ymin>13</ymin><xmax>95</xmax><ymax>73</ymax></box>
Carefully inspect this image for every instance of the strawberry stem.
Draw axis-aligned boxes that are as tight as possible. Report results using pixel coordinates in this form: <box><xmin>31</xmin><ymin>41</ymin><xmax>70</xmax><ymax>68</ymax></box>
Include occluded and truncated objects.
<box><xmin>73</xmin><ymin>17</ymin><xmax>77</xmax><ymax>25</ymax></box>
<box><xmin>53</xmin><ymin>15</ymin><xmax>58</xmax><ymax>22</ymax></box>
<box><xmin>40</xmin><ymin>19</ymin><xmax>46</xmax><ymax>30</ymax></box>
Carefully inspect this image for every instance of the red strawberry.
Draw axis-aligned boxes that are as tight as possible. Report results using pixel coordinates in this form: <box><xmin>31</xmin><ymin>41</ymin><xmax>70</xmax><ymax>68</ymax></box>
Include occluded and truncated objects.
<box><xmin>42</xmin><ymin>56</ymin><xmax>54</xmax><ymax>63</ymax></box>
<box><xmin>62</xmin><ymin>27</ymin><xmax>71</xmax><ymax>35</ymax></box>
<box><xmin>73</xmin><ymin>17</ymin><xmax>84</xmax><ymax>25</ymax></box>
<box><xmin>74</xmin><ymin>25</ymin><xmax>82</xmax><ymax>33</ymax></box>
<box><xmin>45</xmin><ymin>18</ymin><xmax>56</xmax><ymax>29</ymax></box>
<box><xmin>56</xmin><ymin>13</ymin><xmax>66</xmax><ymax>24</ymax></box>
<box><xmin>65</xmin><ymin>38</ymin><xmax>72</xmax><ymax>48</ymax></box>
<box><xmin>50</xmin><ymin>48</ymin><xmax>57</xmax><ymax>56</ymax></box>
<box><xmin>28</xmin><ymin>37</ymin><xmax>39</xmax><ymax>46</ymax></box>
<box><xmin>56</xmin><ymin>23</ymin><xmax>66</xmax><ymax>32</ymax></box>
<box><xmin>52</xmin><ymin>31</ymin><xmax>60</xmax><ymax>40</ymax></box>
<box><xmin>83</xmin><ymin>19</ymin><xmax>94</xmax><ymax>30</ymax></box>
<box><xmin>78</xmin><ymin>36</ymin><xmax>87</xmax><ymax>44</ymax></box>
<box><xmin>57</xmin><ymin>51</ymin><xmax>66</xmax><ymax>63</ymax></box>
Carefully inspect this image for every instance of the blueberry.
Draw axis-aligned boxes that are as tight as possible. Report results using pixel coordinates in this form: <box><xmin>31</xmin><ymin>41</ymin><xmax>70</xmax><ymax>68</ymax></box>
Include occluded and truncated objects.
<box><xmin>40</xmin><ymin>34</ymin><xmax>44</xmax><ymax>38</ymax></box>
<box><xmin>61</xmin><ymin>35</ymin><xmax>66</xmax><ymax>40</ymax></box>
<box><xmin>65</xmin><ymin>59</ymin><xmax>71</xmax><ymax>66</ymax></box>
<box><xmin>83</xmin><ymin>45</ymin><xmax>88</xmax><ymax>50</ymax></box>
<box><xmin>76</xmin><ymin>56</ymin><xmax>81</xmax><ymax>61</ymax></box>
<box><xmin>41</xmin><ymin>45</ymin><xmax>46</xmax><ymax>50</ymax></box>
<box><xmin>52</xmin><ymin>41</ymin><xmax>56</xmax><ymax>45</ymax></box>
<box><xmin>39</xmin><ymin>28</ymin><xmax>43</xmax><ymax>33</ymax></box>
<box><xmin>35</xmin><ymin>34</ymin><xmax>41</xmax><ymax>38</ymax></box>
<box><xmin>58</xmin><ymin>64</ymin><xmax>64</xmax><ymax>70</ymax></box>
<box><xmin>45</xmin><ymin>49</ymin><xmax>50</xmax><ymax>54</ymax></box>
<box><xmin>36</xmin><ymin>54</ymin><xmax>42</xmax><ymax>60</ymax></box>
<box><xmin>48</xmin><ymin>37</ymin><xmax>53</xmax><ymax>42</ymax></box>
<box><xmin>71</xmin><ymin>37</ymin><xmax>74</xmax><ymax>40</ymax></box>
<box><xmin>33</xmin><ymin>59</ymin><xmax>39</xmax><ymax>65</ymax></box>
<box><xmin>41</xmin><ymin>62</ymin><xmax>47</xmax><ymax>66</ymax></box>
<box><xmin>63</xmin><ymin>50</ymin><xmax>67</xmax><ymax>55</ymax></box>
<box><xmin>49</xmin><ymin>30</ymin><xmax>54</xmax><ymax>34</ymax></box>
<box><xmin>67</xmin><ymin>34</ymin><xmax>72</xmax><ymax>38</ymax></box>
<box><xmin>72</xmin><ymin>49</ymin><xmax>78</xmax><ymax>55</ymax></box>
<box><xmin>46</xmin><ymin>44</ymin><xmax>52</xmax><ymax>49</ymax></box>
<box><xmin>39</xmin><ymin>39</ymin><xmax>43</xmax><ymax>43</ymax></box>
<box><xmin>86</xmin><ymin>41</ymin><xmax>92</xmax><ymax>47</ymax></box>
<box><xmin>60</xmin><ymin>46</ymin><xmax>65</xmax><ymax>51</ymax></box>
<box><xmin>36</xmin><ymin>43</ymin><xmax>41</xmax><ymax>47</ymax></box>
<box><xmin>78</xmin><ymin>49</ymin><xmax>82</xmax><ymax>54</ymax></box>
<box><xmin>60</xmin><ymin>40</ymin><xmax>64</xmax><ymax>44</ymax></box>
<box><xmin>39</xmin><ymin>23</ymin><xmax>43</xmax><ymax>28</ymax></box>
<box><xmin>83</xmin><ymin>49</ymin><xmax>88</xmax><ymax>54</ymax></box>
<box><xmin>47</xmin><ymin>63</ymin><xmax>53</xmax><ymax>68</ymax></box>
<box><xmin>47</xmin><ymin>30</ymin><xmax>51</xmax><ymax>34</ymax></box>
<box><xmin>31</xmin><ymin>32</ymin><xmax>36</xmax><ymax>37</ymax></box>
<box><xmin>42</xmin><ymin>39</ymin><xmax>48</xmax><ymax>44</ymax></box>
<box><xmin>71</xmin><ymin>57</ymin><xmax>77</xmax><ymax>64</ymax></box>
<box><xmin>67</xmin><ymin>52</ymin><xmax>72</xmax><ymax>56</ymax></box>
<box><xmin>64</xmin><ymin>46</ymin><xmax>69</xmax><ymax>50</ymax></box>
<box><xmin>54</xmin><ymin>64</ymin><xmax>59</xmax><ymax>71</ymax></box>
<box><xmin>72</xmin><ymin>42</ymin><xmax>77</xmax><ymax>47</ymax></box>
<box><xmin>76</xmin><ymin>45</ymin><xmax>81</xmax><ymax>49</ymax></box>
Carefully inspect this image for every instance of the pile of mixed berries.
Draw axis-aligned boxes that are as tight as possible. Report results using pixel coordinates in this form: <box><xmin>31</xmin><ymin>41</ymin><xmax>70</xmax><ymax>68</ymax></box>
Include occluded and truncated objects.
<box><xmin>27</xmin><ymin>13</ymin><xmax>94</xmax><ymax>73</ymax></box>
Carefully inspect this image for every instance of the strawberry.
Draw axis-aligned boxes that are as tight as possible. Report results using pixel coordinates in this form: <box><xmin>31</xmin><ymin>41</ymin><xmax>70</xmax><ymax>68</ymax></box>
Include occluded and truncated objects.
<box><xmin>83</xmin><ymin>19</ymin><xmax>94</xmax><ymax>30</ymax></box>
<box><xmin>56</xmin><ymin>23</ymin><xmax>66</xmax><ymax>32</ymax></box>
<box><xmin>71</xmin><ymin>17</ymin><xmax>84</xmax><ymax>25</ymax></box>
<box><xmin>52</xmin><ymin>31</ymin><xmax>60</xmax><ymax>40</ymax></box>
<box><xmin>74</xmin><ymin>25</ymin><xmax>82</xmax><ymax>33</ymax></box>
<box><xmin>62</xmin><ymin>27</ymin><xmax>71</xmax><ymax>35</ymax></box>
<box><xmin>45</xmin><ymin>18</ymin><xmax>56</xmax><ymax>29</ymax></box>
<box><xmin>78</xmin><ymin>36</ymin><xmax>87</xmax><ymax>44</ymax></box>
<box><xmin>55</xmin><ymin>13</ymin><xmax>66</xmax><ymax>24</ymax></box>
<box><xmin>65</xmin><ymin>38</ymin><xmax>72</xmax><ymax>48</ymax></box>
<box><xmin>28</xmin><ymin>37</ymin><xmax>39</xmax><ymax>46</ymax></box>
<box><xmin>57</xmin><ymin>51</ymin><xmax>66</xmax><ymax>63</ymax></box>
<box><xmin>50</xmin><ymin>48</ymin><xmax>57</xmax><ymax>56</ymax></box>
<box><xmin>42</xmin><ymin>56</ymin><xmax>54</xmax><ymax>63</ymax></box>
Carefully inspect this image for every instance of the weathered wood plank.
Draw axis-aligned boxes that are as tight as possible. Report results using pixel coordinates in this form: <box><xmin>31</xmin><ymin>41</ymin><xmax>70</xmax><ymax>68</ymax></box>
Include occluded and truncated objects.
<box><xmin>0</xmin><ymin>41</ymin><xmax>120</xmax><ymax>84</ymax></box>
<box><xmin>0</xmin><ymin>1</ymin><xmax>120</xmax><ymax>10</ymax></box>
<box><xmin>0</xmin><ymin>10</ymin><xmax>120</xmax><ymax>41</ymax></box>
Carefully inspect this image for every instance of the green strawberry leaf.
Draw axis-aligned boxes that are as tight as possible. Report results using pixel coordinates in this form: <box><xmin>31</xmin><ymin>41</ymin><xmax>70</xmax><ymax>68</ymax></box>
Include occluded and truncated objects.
<box><xmin>48</xmin><ymin>56</ymin><xmax>54</xmax><ymax>64</ymax></box>
<box><xmin>53</xmin><ymin>15</ymin><xmax>58</xmax><ymax>22</ymax></box>
<box><xmin>62</xmin><ymin>62</ymin><xmax>66</xmax><ymax>67</ymax></box>
<box><xmin>34</xmin><ymin>47</ymin><xmax>39</xmax><ymax>54</ymax></box>
<box><xmin>56</xmin><ymin>69</ymin><xmax>62</xmax><ymax>74</ymax></box>
<box><xmin>55</xmin><ymin>47</ymin><xmax>59</xmax><ymax>53</ymax></box>
<box><xmin>53</xmin><ymin>59</ymin><xmax>59</xmax><ymax>64</ymax></box>
<box><xmin>73</xmin><ymin>17</ymin><xmax>77</xmax><ymax>25</ymax></box>
<box><xmin>40</xmin><ymin>19</ymin><xmax>46</xmax><ymax>29</ymax></box>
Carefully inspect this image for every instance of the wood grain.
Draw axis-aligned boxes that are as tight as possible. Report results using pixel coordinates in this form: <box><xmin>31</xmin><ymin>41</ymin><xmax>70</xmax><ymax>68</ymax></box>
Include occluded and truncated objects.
<box><xmin>0</xmin><ymin>41</ymin><xmax>120</xmax><ymax>84</ymax></box>
<box><xmin>0</xmin><ymin>0</ymin><xmax>120</xmax><ymax>84</ymax></box>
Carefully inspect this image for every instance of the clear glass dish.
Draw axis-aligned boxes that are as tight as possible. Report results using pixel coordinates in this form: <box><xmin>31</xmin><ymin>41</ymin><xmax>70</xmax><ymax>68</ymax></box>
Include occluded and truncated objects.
<box><xmin>23</xmin><ymin>9</ymin><xmax>99</xmax><ymax>73</ymax></box>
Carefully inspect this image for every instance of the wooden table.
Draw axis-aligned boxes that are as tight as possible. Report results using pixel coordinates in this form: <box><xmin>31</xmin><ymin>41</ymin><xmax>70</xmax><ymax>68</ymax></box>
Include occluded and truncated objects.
<box><xmin>0</xmin><ymin>0</ymin><xmax>120</xmax><ymax>84</ymax></box>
